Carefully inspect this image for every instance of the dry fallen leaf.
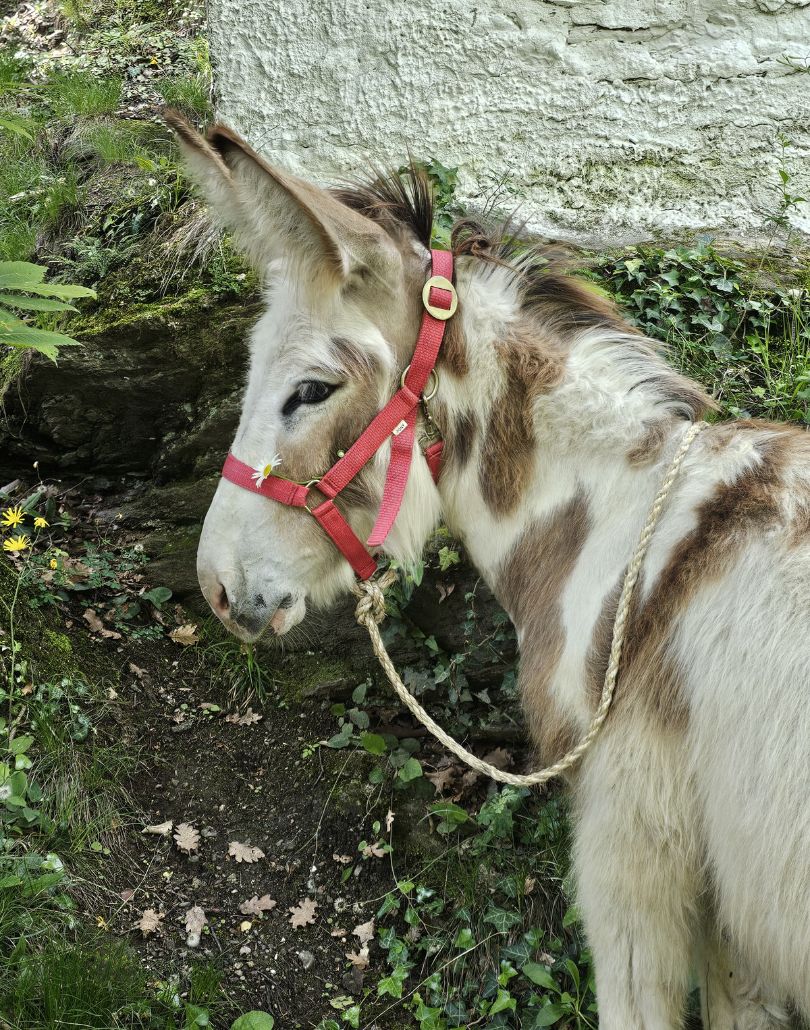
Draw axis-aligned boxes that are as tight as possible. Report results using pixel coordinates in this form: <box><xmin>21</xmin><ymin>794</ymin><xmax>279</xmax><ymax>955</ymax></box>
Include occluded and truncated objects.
<box><xmin>184</xmin><ymin>905</ymin><xmax>207</xmax><ymax>947</ymax></box>
<box><xmin>239</xmin><ymin>894</ymin><xmax>277</xmax><ymax>916</ymax></box>
<box><xmin>225</xmin><ymin>707</ymin><xmax>263</xmax><ymax>726</ymax></box>
<box><xmin>353</xmin><ymin>917</ymin><xmax>375</xmax><ymax>946</ymax></box>
<box><xmin>119</xmin><ymin>888</ymin><xmax>135</xmax><ymax>903</ymax></box>
<box><xmin>332</xmin><ymin>853</ymin><xmax>352</xmax><ymax>865</ymax></box>
<box><xmin>346</xmin><ymin>946</ymin><xmax>370</xmax><ymax>970</ymax></box>
<box><xmin>83</xmin><ymin>608</ymin><xmax>122</xmax><ymax>640</ymax></box>
<box><xmin>425</xmin><ymin>766</ymin><xmax>457</xmax><ymax>794</ymax></box>
<box><xmin>361</xmin><ymin>842</ymin><xmax>386</xmax><ymax>859</ymax></box>
<box><xmin>169</xmin><ymin>623</ymin><xmax>199</xmax><ymax>646</ymax></box>
<box><xmin>128</xmin><ymin>662</ymin><xmax>148</xmax><ymax>679</ymax></box>
<box><xmin>174</xmin><ymin>822</ymin><xmax>200</xmax><ymax>854</ymax></box>
<box><xmin>385</xmin><ymin>809</ymin><xmax>395</xmax><ymax>833</ymax></box>
<box><xmin>228</xmin><ymin>840</ymin><xmax>265</xmax><ymax>864</ymax></box>
<box><xmin>135</xmin><ymin>908</ymin><xmax>164</xmax><ymax>936</ymax></box>
<box><xmin>288</xmin><ymin>897</ymin><xmax>318</xmax><ymax>928</ymax></box>
<box><xmin>330</xmin><ymin>927</ymin><xmax>347</xmax><ymax>937</ymax></box>
<box><xmin>482</xmin><ymin>746</ymin><xmax>514</xmax><ymax>770</ymax></box>
<box><xmin>524</xmin><ymin>876</ymin><xmax>537</xmax><ymax>896</ymax></box>
<box><xmin>142</xmin><ymin>820</ymin><xmax>173</xmax><ymax>836</ymax></box>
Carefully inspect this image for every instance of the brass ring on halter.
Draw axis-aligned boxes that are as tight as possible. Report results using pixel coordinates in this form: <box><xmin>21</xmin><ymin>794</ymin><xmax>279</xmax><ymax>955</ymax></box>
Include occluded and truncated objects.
<box><xmin>422</xmin><ymin>275</ymin><xmax>458</xmax><ymax>320</ymax></box>
<box><xmin>401</xmin><ymin>365</ymin><xmax>439</xmax><ymax>402</ymax></box>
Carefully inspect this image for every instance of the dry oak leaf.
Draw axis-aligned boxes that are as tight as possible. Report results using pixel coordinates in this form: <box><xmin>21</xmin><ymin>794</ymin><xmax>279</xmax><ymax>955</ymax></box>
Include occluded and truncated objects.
<box><xmin>425</xmin><ymin>766</ymin><xmax>457</xmax><ymax>794</ymax></box>
<box><xmin>346</xmin><ymin>946</ymin><xmax>370</xmax><ymax>970</ymax></box>
<box><xmin>352</xmin><ymin>917</ymin><xmax>375</xmax><ymax>946</ymax></box>
<box><xmin>174</xmin><ymin>822</ymin><xmax>200</xmax><ymax>854</ymax></box>
<box><xmin>288</xmin><ymin>898</ymin><xmax>318</xmax><ymax>928</ymax></box>
<box><xmin>135</xmin><ymin>908</ymin><xmax>164</xmax><ymax>936</ymax></box>
<box><xmin>83</xmin><ymin>608</ymin><xmax>122</xmax><ymax>640</ymax></box>
<box><xmin>225</xmin><ymin>707</ymin><xmax>263</xmax><ymax>726</ymax></box>
<box><xmin>184</xmin><ymin>905</ymin><xmax>207</xmax><ymax>947</ymax></box>
<box><xmin>142</xmin><ymin>819</ymin><xmax>173</xmax><ymax>836</ymax></box>
<box><xmin>228</xmin><ymin>840</ymin><xmax>265</xmax><ymax>863</ymax></box>
<box><xmin>361</xmin><ymin>842</ymin><xmax>386</xmax><ymax>859</ymax></box>
<box><xmin>169</xmin><ymin>623</ymin><xmax>199</xmax><ymax>646</ymax></box>
<box><xmin>482</xmin><ymin>746</ymin><xmax>514</xmax><ymax>770</ymax></box>
<box><xmin>239</xmin><ymin>894</ymin><xmax>277</xmax><ymax>916</ymax></box>
<box><xmin>332</xmin><ymin>853</ymin><xmax>352</xmax><ymax>865</ymax></box>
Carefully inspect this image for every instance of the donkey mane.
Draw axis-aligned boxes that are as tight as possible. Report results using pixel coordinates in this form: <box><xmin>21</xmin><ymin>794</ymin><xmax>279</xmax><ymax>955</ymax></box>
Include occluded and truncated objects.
<box><xmin>334</xmin><ymin>163</ymin><xmax>713</xmax><ymax>424</ymax></box>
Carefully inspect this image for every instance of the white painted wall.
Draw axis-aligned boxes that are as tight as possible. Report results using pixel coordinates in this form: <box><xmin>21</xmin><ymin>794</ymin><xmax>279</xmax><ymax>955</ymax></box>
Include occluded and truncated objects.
<box><xmin>208</xmin><ymin>0</ymin><xmax>810</xmax><ymax>244</ymax></box>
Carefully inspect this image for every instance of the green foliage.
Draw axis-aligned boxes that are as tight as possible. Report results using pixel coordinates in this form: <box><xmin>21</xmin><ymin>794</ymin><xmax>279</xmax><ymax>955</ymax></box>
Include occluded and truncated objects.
<box><xmin>596</xmin><ymin>242</ymin><xmax>810</xmax><ymax>424</ymax></box>
<box><xmin>0</xmin><ymin>261</ymin><xmax>94</xmax><ymax>361</ymax></box>
<box><xmin>231</xmin><ymin>1013</ymin><xmax>276</xmax><ymax>1030</ymax></box>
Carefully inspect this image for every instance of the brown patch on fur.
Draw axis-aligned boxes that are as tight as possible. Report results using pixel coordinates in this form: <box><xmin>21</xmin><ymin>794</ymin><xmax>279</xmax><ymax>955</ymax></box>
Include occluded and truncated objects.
<box><xmin>587</xmin><ymin>431</ymin><xmax>791</xmax><ymax>729</ymax></box>
<box><xmin>586</xmin><ymin>580</ymin><xmax>689</xmax><ymax>730</ymax></box>
<box><xmin>452</xmin><ymin>218</ymin><xmax>632</xmax><ymax>336</ymax></box>
<box><xmin>627</xmin><ymin>420</ymin><xmax>670</xmax><ymax>467</ymax></box>
<box><xmin>442</xmin><ymin>409</ymin><xmax>479</xmax><ymax>472</ymax></box>
<box><xmin>327</xmin><ymin>337</ymin><xmax>379</xmax><ymax>382</ymax></box>
<box><xmin>479</xmin><ymin>329</ymin><xmax>564</xmax><ymax>515</ymax></box>
<box><xmin>439</xmin><ymin>315</ymin><xmax>468</xmax><ymax>378</ymax></box>
<box><xmin>497</xmin><ymin>495</ymin><xmax>590</xmax><ymax>762</ymax></box>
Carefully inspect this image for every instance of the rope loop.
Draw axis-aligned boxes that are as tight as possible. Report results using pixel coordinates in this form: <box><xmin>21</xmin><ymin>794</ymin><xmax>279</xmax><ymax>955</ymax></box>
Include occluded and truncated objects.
<box><xmin>353</xmin><ymin>422</ymin><xmax>706</xmax><ymax>786</ymax></box>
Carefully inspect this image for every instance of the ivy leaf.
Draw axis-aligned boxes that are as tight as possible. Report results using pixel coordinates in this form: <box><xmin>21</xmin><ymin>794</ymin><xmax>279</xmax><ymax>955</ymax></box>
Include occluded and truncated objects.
<box><xmin>397</xmin><ymin>757</ymin><xmax>422</xmax><ymax>783</ymax></box>
<box><xmin>359</xmin><ymin>732</ymin><xmax>386</xmax><ymax>755</ymax></box>
<box><xmin>528</xmin><ymin>1003</ymin><xmax>567</xmax><ymax>1026</ymax></box>
<box><xmin>230</xmin><ymin>1013</ymin><xmax>275</xmax><ymax>1030</ymax></box>
<box><xmin>489</xmin><ymin>988</ymin><xmax>516</xmax><ymax>1015</ymax></box>
<box><xmin>522</xmin><ymin>962</ymin><xmax>558</xmax><ymax>991</ymax></box>
<box><xmin>483</xmin><ymin>906</ymin><xmax>523</xmax><ymax>933</ymax></box>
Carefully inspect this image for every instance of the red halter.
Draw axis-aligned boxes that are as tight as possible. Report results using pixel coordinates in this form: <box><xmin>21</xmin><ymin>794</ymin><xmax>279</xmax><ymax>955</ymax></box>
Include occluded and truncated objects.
<box><xmin>220</xmin><ymin>249</ymin><xmax>457</xmax><ymax>581</ymax></box>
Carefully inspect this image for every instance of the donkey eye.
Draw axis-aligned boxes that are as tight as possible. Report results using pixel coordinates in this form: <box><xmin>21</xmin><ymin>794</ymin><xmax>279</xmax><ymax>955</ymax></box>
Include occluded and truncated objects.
<box><xmin>283</xmin><ymin>380</ymin><xmax>337</xmax><ymax>417</ymax></box>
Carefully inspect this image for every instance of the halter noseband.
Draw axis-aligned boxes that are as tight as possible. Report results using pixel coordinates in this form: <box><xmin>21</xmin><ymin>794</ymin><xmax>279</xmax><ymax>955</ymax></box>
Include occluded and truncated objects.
<box><xmin>221</xmin><ymin>249</ymin><xmax>457</xmax><ymax>580</ymax></box>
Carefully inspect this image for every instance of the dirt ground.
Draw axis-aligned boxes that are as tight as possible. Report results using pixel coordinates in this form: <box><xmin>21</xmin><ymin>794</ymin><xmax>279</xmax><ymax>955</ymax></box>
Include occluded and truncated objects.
<box><xmin>83</xmin><ymin>627</ymin><xmax>414</xmax><ymax>1027</ymax></box>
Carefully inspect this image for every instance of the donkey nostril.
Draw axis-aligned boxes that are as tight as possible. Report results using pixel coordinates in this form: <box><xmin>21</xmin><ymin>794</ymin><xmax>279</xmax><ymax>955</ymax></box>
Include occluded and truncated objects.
<box><xmin>214</xmin><ymin>582</ymin><xmax>230</xmax><ymax>614</ymax></box>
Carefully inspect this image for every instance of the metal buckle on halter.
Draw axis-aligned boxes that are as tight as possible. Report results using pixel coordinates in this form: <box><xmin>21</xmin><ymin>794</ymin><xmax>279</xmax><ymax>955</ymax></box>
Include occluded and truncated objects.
<box><xmin>422</xmin><ymin>275</ymin><xmax>458</xmax><ymax>320</ymax></box>
<box><xmin>303</xmin><ymin>479</ymin><xmax>319</xmax><ymax>514</ymax></box>
<box><xmin>400</xmin><ymin>365</ymin><xmax>439</xmax><ymax>401</ymax></box>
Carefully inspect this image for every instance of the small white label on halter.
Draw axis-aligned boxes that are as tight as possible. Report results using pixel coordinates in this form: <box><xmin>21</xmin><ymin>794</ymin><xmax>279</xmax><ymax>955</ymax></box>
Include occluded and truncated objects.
<box><xmin>392</xmin><ymin>420</ymin><xmax>408</xmax><ymax>437</ymax></box>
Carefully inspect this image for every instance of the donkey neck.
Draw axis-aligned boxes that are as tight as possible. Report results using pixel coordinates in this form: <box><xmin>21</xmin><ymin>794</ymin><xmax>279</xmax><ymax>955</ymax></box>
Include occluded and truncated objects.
<box><xmin>434</xmin><ymin>259</ymin><xmax>705</xmax><ymax>662</ymax></box>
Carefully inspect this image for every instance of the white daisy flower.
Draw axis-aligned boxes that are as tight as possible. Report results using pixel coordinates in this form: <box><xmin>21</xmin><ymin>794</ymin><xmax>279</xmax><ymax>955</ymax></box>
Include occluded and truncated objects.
<box><xmin>251</xmin><ymin>454</ymin><xmax>282</xmax><ymax>488</ymax></box>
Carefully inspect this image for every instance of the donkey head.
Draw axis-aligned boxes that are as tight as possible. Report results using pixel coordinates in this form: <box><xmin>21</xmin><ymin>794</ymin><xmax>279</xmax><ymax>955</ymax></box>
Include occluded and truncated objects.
<box><xmin>169</xmin><ymin>115</ymin><xmax>443</xmax><ymax>640</ymax></box>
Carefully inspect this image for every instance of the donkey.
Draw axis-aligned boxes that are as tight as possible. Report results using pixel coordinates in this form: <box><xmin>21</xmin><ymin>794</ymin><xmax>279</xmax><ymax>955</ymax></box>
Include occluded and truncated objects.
<box><xmin>169</xmin><ymin>112</ymin><xmax>810</xmax><ymax>1029</ymax></box>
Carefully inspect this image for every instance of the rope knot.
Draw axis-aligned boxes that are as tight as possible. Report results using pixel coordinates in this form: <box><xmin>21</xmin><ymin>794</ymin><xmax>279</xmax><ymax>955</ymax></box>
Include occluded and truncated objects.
<box><xmin>353</xmin><ymin>581</ymin><xmax>387</xmax><ymax>626</ymax></box>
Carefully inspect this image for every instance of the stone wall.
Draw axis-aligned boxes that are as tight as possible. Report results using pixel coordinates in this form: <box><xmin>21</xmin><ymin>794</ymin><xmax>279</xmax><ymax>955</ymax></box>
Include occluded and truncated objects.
<box><xmin>208</xmin><ymin>0</ymin><xmax>810</xmax><ymax>244</ymax></box>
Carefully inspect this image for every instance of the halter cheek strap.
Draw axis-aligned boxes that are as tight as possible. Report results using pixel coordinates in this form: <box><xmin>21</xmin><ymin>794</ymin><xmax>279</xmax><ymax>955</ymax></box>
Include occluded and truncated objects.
<box><xmin>221</xmin><ymin>248</ymin><xmax>457</xmax><ymax>581</ymax></box>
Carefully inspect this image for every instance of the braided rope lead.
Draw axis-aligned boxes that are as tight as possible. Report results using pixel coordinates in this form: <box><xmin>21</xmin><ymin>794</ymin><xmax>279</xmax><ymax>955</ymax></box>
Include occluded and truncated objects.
<box><xmin>353</xmin><ymin>421</ymin><xmax>707</xmax><ymax>786</ymax></box>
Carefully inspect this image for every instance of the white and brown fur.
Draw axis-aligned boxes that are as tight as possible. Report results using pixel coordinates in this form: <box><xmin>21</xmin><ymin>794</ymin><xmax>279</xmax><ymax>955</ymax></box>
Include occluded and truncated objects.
<box><xmin>170</xmin><ymin>112</ymin><xmax>810</xmax><ymax>1029</ymax></box>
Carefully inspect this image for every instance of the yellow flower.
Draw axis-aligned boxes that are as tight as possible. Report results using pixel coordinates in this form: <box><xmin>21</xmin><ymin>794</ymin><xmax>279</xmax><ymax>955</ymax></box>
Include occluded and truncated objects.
<box><xmin>49</xmin><ymin>558</ymin><xmax>58</xmax><ymax>569</ymax></box>
<box><xmin>96</xmin><ymin>915</ymin><xmax>109</xmax><ymax>930</ymax></box>
<box><xmin>3</xmin><ymin>534</ymin><xmax>30</xmax><ymax>553</ymax></box>
<box><xmin>1</xmin><ymin>506</ymin><xmax>24</xmax><ymax>528</ymax></box>
<box><xmin>34</xmin><ymin>516</ymin><xmax>49</xmax><ymax>529</ymax></box>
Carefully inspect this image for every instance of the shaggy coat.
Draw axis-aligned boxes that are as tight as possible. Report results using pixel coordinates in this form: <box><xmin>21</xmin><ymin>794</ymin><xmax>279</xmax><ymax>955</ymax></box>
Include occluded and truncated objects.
<box><xmin>171</xmin><ymin>113</ymin><xmax>810</xmax><ymax>1030</ymax></box>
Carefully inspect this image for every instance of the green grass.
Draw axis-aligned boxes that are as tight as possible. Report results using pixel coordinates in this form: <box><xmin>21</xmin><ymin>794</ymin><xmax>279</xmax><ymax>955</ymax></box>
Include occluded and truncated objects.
<box><xmin>156</xmin><ymin>75</ymin><xmax>212</xmax><ymax>120</ymax></box>
<box><xmin>45</xmin><ymin>73</ymin><xmax>123</xmax><ymax>118</ymax></box>
<box><xmin>1</xmin><ymin>932</ymin><xmax>228</xmax><ymax>1029</ymax></box>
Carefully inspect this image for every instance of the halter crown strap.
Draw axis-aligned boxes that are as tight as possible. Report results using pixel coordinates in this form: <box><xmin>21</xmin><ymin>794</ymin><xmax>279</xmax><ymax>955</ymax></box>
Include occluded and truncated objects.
<box><xmin>221</xmin><ymin>249</ymin><xmax>456</xmax><ymax>580</ymax></box>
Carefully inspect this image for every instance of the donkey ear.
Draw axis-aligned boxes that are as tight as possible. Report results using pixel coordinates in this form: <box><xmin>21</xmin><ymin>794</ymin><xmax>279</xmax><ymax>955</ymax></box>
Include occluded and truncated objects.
<box><xmin>165</xmin><ymin>111</ymin><xmax>375</xmax><ymax>281</ymax></box>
